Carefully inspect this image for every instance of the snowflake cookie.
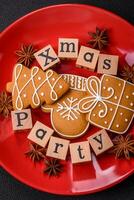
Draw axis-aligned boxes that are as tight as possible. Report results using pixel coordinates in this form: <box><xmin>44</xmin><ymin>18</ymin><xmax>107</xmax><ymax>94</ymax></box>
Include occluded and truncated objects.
<box><xmin>79</xmin><ymin>74</ymin><xmax>134</xmax><ymax>134</ymax></box>
<box><xmin>42</xmin><ymin>74</ymin><xmax>90</xmax><ymax>139</ymax></box>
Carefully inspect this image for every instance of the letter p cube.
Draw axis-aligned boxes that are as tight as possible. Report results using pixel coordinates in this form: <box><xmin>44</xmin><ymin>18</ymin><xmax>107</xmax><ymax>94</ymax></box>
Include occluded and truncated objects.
<box><xmin>11</xmin><ymin>109</ymin><xmax>33</xmax><ymax>131</ymax></box>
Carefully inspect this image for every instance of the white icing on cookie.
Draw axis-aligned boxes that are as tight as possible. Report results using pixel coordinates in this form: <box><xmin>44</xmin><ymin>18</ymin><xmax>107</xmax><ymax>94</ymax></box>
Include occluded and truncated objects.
<box><xmin>130</xmin><ymin>102</ymin><xmax>133</xmax><ymax>106</ymax></box>
<box><xmin>116</xmin><ymin>124</ymin><xmax>119</xmax><ymax>128</ymax></box>
<box><xmin>78</xmin><ymin>76</ymin><xmax>114</xmax><ymax>119</ymax></box>
<box><xmin>41</xmin><ymin>92</ymin><xmax>44</xmax><ymax>96</ymax></box>
<box><xmin>78</xmin><ymin>74</ymin><xmax>134</xmax><ymax>134</ymax></box>
<box><xmin>41</xmin><ymin>96</ymin><xmax>90</xmax><ymax>139</ymax></box>
<box><xmin>12</xmin><ymin>64</ymin><xmax>62</xmax><ymax>110</ymax></box>
<box><xmin>125</xmin><ymin>118</ymin><xmax>128</xmax><ymax>122</ymax></box>
<box><xmin>57</xmin><ymin>97</ymin><xmax>80</xmax><ymax>121</ymax></box>
<box><xmin>38</xmin><ymin>77</ymin><xmax>41</xmax><ymax>80</ymax></box>
<box><xmin>61</xmin><ymin>74</ymin><xmax>87</xmax><ymax>91</ymax></box>
<box><xmin>126</xmin><ymin>95</ymin><xmax>129</xmax><ymax>99</ymax></box>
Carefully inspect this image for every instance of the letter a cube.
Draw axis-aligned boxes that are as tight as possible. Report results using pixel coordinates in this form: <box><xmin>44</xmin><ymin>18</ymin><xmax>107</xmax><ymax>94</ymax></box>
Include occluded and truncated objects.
<box><xmin>76</xmin><ymin>46</ymin><xmax>100</xmax><ymax>71</ymax></box>
<box><xmin>27</xmin><ymin>121</ymin><xmax>54</xmax><ymax>147</ymax></box>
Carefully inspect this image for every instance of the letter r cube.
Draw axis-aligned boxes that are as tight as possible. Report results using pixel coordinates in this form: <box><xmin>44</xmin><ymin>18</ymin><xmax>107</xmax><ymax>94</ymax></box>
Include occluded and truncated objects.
<box><xmin>46</xmin><ymin>136</ymin><xmax>70</xmax><ymax>160</ymax></box>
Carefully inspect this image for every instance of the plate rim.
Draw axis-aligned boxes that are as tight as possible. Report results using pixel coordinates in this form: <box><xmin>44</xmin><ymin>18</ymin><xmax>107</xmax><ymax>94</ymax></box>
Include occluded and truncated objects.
<box><xmin>0</xmin><ymin>3</ymin><xmax>133</xmax><ymax>37</ymax></box>
<box><xmin>1</xmin><ymin>159</ymin><xmax>134</xmax><ymax>195</ymax></box>
<box><xmin>0</xmin><ymin>3</ymin><xmax>134</xmax><ymax>195</ymax></box>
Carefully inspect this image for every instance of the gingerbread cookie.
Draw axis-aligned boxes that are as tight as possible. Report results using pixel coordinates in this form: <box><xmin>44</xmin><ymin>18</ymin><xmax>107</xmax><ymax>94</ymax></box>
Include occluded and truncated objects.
<box><xmin>79</xmin><ymin>74</ymin><xmax>134</xmax><ymax>134</ymax></box>
<box><xmin>42</xmin><ymin>74</ymin><xmax>90</xmax><ymax>139</ymax></box>
<box><xmin>61</xmin><ymin>74</ymin><xmax>87</xmax><ymax>91</ymax></box>
<box><xmin>6</xmin><ymin>64</ymin><xmax>69</xmax><ymax>110</ymax></box>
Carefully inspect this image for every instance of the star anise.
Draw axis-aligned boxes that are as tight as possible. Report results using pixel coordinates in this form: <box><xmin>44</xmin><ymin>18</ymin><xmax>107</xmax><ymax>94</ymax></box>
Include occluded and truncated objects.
<box><xmin>110</xmin><ymin>134</ymin><xmax>134</xmax><ymax>160</ymax></box>
<box><xmin>120</xmin><ymin>64</ymin><xmax>134</xmax><ymax>83</ymax></box>
<box><xmin>15</xmin><ymin>44</ymin><xmax>37</xmax><ymax>67</ymax></box>
<box><xmin>25</xmin><ymin>143</ymin><xmax>46</xmax><ymax>162</ymax></box>
<box><xmin>0</xmin><ymin>91</ymin><xmax>13</xmax><ymax>117</ymax></box>
<box><xmin>43</xmin><ymin>158</ymin><xmax>63</xmax><ymax>176</ymax></box>
<box><xmin>88</xmin><ymin>27</ymin><xmax>109</xmax><ymax>50</ymax></box>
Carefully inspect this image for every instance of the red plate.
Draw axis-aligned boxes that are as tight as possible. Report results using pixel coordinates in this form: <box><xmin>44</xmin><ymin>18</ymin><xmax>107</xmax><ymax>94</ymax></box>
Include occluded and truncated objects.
<box><xmin>0</xmin><ymin>4</ymin><xmax>134</xmax><ymax>195</ymax></box>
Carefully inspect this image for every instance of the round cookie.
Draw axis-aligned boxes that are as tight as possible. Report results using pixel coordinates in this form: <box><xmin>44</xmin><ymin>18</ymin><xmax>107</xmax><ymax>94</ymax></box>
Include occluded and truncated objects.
<box><xmin>42</xmin><ymin>89</ymin><xmax>89</xmax><ymax>139</ymax></box>
<box><xmin>42</xmin><ymin>74</ymin><xmax>90</xmax><ymax>139</ymax></box>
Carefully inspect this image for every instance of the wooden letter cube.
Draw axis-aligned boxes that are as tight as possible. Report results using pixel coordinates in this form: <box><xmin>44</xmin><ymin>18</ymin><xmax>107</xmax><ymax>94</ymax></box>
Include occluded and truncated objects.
<box><xmin>58</xmin><ymin>38</ymin><xmax>79</xmax><ymax>59</ymax></box>
<box><xmin>34</xmin><ymin>44</ymin><xmax>60</xmax><ymax>71</ymax></box>
<box><xmin>27</xmin><ymin>121</ymin><xmax>54</xmax><ymax>147</ymax></box>
<box><xmin>46</xmin><ymin>136</ymin><xmax>70</xmax><ymax>160</ymax></box>
<box><xmin>88</xmin><ymin>129</ymin><xmax>113</xmax><ymax>156</ymax></box>
<box><xmin>11</xmin><ymin>109</ymin><xmax>33</xmax><ymax>131</ymax></box>
<box><xmin>70</xmin><ymin>141</ymin><xmax>91</xmax><ymax>164</ymax></box>
<box><xmin>97</xmin><ymin>54</ymin><xmax>119</xmax><ymax>75</ymax></box>
<box><xmin>76</xmin><ymin>46</ymin><xmax>100</xmax><ymax>71</ymax></box>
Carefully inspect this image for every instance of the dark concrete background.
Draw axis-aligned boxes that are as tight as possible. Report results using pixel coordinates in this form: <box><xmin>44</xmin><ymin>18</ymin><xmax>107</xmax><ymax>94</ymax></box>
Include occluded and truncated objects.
<box><xmin>0</xmin><ymin>1</ymin><xmax>134</xmax><ymax>199</ymax></box>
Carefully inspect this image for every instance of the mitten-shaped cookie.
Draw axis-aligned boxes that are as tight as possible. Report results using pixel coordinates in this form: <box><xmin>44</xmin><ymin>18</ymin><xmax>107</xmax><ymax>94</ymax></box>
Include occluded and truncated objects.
<box><xmin>42</xmin><ymin>74</ymin><xmax>89</xmax><ymax>138</ymax></box>
<box><xmin>6</xmin><ymin>64</ymin><xmax>69</xmax><ymax>110</ymax></box>
<box><xmin>79</xmin><ymin>74</ymin><xmax>134</xmax><ymax>134</ymax></box>
<box><xmin>42</xmin><ymin>89</ymin><xmax>89</xmax><ymax>138</ymax></box>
